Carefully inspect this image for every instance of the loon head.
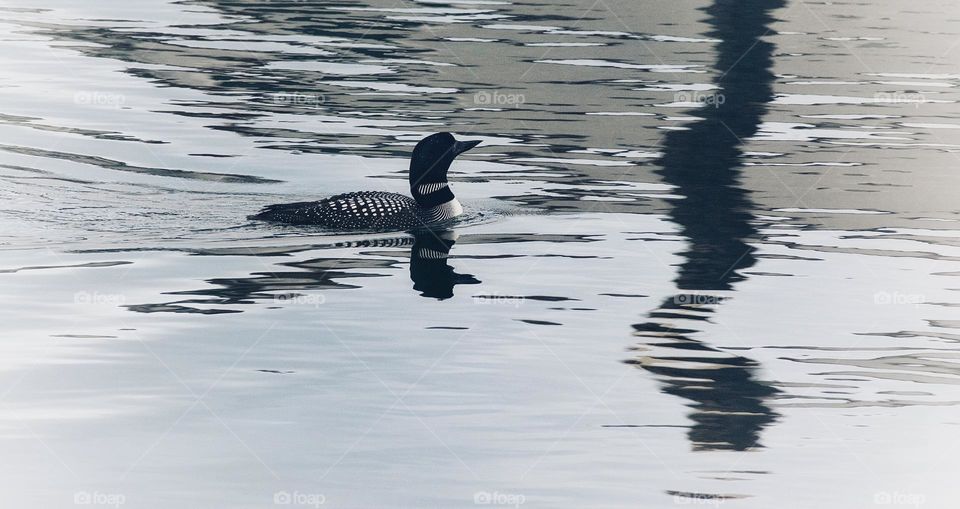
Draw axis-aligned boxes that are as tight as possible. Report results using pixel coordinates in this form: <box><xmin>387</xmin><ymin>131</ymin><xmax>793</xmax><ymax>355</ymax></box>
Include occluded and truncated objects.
<box><xmin>409</xmin><ymin>132</ymin><xmax>481</xmax><ymax>208</ymax></box>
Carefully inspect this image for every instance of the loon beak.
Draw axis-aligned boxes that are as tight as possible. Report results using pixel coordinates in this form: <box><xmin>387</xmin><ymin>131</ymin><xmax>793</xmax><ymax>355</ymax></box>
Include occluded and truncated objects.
<box><xmin>453</xmin><ymin>139</ymin><xmax>482</xmax><ymax>155</ymax></box>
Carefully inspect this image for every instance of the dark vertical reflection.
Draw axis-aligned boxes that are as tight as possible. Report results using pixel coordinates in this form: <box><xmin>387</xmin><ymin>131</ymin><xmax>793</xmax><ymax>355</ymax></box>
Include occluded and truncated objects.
<box><xmin>410</xmin><ymin>229</ymin><xmax>480</xmax><ymax>299</ymax></box>
<box><xmin>626</xmin><ymin>0</ymin><xmax>784</xmax><ymax>451</ymax></box>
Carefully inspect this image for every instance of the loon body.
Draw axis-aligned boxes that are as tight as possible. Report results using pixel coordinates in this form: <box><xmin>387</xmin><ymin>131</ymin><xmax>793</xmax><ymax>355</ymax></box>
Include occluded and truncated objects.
<box><xmin>250</xmin><ymin>133</ymin><xmax>480</xmax><ymax>231</ymax></box>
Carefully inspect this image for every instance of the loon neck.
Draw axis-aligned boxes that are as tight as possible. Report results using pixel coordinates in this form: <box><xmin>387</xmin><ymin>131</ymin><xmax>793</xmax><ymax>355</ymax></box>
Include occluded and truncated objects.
<box><xmin>412</xmin><ymin>181</ymin><xmax>456</xmax><ymax>209</ymax></box>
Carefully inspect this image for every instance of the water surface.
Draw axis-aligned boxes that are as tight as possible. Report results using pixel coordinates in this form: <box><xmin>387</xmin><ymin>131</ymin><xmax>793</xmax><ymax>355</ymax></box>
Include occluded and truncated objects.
<box><xmin>0</xmin><ymin>0</ymin><xmax>958</xmax><ymax>507</ymax></box>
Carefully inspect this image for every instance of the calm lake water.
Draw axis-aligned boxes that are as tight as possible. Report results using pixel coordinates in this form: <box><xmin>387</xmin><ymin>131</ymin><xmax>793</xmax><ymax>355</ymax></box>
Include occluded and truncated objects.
<box><xmin>0</xmin><ymin>0</ymin><xmax>958</xmax><ymax>507</ymax></box>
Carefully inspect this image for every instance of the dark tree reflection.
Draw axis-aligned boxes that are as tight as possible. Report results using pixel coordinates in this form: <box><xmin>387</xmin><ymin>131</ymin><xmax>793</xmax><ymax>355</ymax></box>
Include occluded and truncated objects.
<box><xmin>627</xmin><ymin>0</ymin><xmax>785</xmax><ymax>451</ymax></box>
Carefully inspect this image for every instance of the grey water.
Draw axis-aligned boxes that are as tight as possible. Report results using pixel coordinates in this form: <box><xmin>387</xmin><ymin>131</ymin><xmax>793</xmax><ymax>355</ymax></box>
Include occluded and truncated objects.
<box><xmin>0</xmin><ymin>0</ymin><xmax>958</xmax><ymax>507</ymax></box>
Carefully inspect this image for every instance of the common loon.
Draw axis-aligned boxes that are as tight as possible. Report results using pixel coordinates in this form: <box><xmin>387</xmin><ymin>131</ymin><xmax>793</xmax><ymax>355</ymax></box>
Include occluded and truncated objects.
<box><xmin>250</xmin><ymin>132</ymin><xmax>481</xmax><ymax>230</ymax></box>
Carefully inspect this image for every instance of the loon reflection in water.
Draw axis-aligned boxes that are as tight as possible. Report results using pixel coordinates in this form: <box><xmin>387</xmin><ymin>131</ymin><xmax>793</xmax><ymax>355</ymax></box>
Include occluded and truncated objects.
<box><xmin>410</xmin><ymin>230</ymin><xmax>480</xmax><ymax>299</ymax></box>
<box><xmin>125</xmin><ymin>229</ymin><xmax>479</xmax><ymax>313</ymax></box>
<box><xmin>250</xmin><ymin>133</ymin><xmax>481</xmax><ymax>231</ymax></box>
<box><xmin>626</xmin><ymin>0</ymin><xmax>784</xmax><ymax>451</ymax></box>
